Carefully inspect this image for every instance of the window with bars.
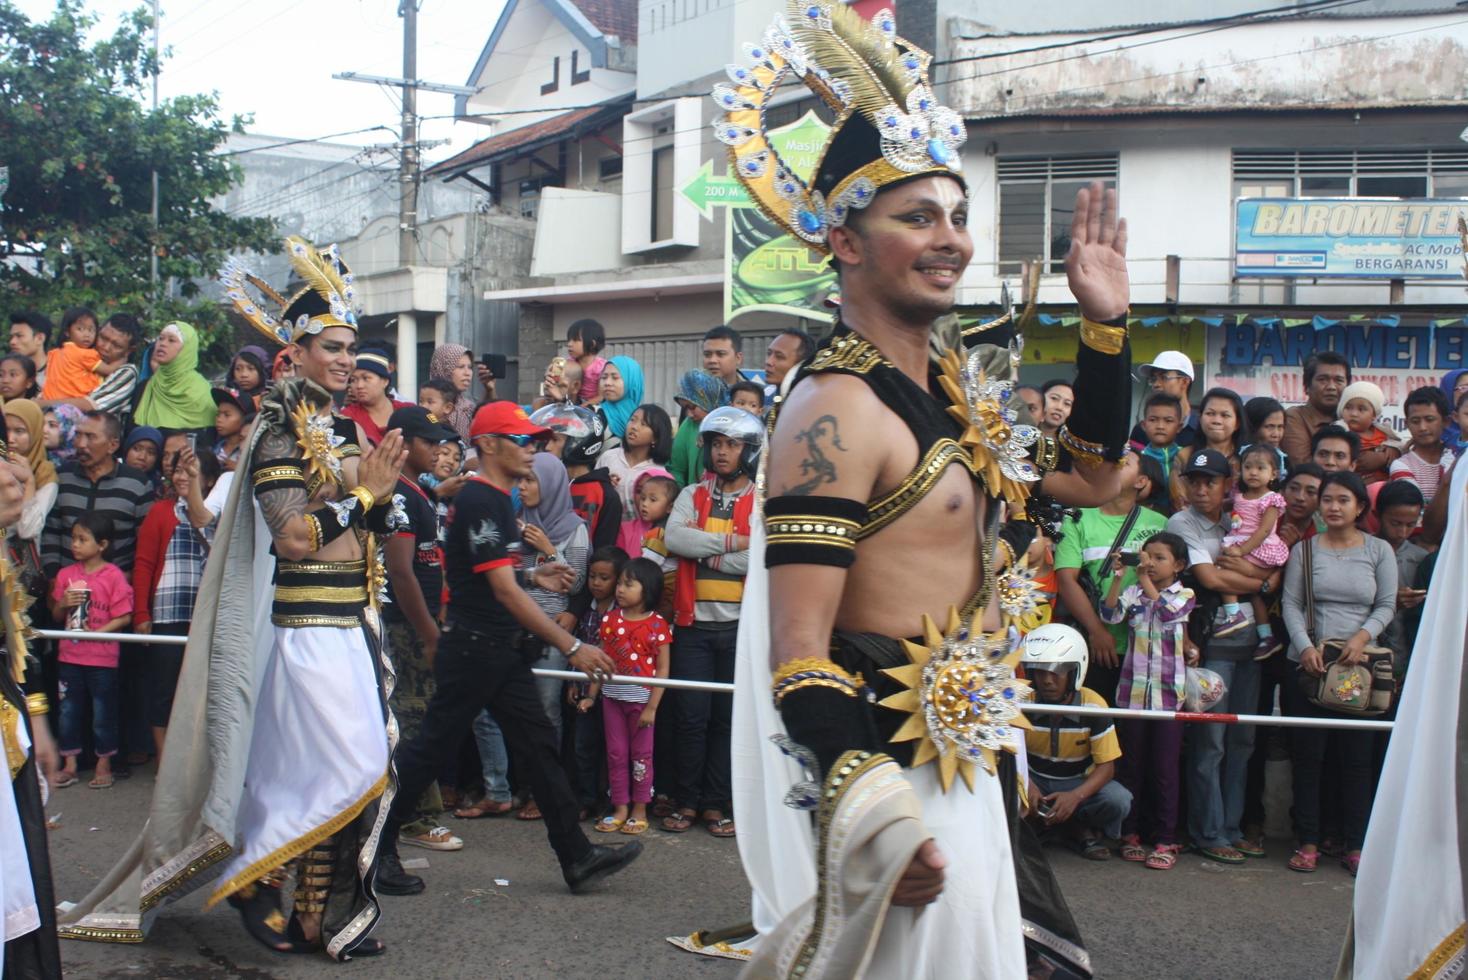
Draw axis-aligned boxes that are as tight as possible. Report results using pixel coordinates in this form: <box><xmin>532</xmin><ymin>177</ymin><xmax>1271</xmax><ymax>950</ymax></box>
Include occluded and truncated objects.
<box><xmin>1231</xmin><ymin>148</ymin><xmax>1468</xmax><ymax>200</ymax></box>
<box><xmin>997</xmin><ymin>155</ymin><xmax>1119</xmax><ymax>274</ymax></box>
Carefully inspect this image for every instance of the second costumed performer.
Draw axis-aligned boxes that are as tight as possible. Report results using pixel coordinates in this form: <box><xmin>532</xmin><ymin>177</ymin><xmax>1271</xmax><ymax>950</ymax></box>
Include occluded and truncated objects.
<box><xmin>58</xmin><ymin>238</ymin><xmax>407</xmax><ymax>960</ymax></box>
<box><xmin>713</xmin><ymin>4</ymin><xmax>1135</xmax><ymax>977</ymax></box>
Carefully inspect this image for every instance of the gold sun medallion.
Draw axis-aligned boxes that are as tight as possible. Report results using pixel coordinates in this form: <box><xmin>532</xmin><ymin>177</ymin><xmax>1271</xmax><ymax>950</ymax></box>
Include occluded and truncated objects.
<box><xmin>879</xmin><ymin>607</ymin><xmax>1032</xmax><ymax>791</ymax></box>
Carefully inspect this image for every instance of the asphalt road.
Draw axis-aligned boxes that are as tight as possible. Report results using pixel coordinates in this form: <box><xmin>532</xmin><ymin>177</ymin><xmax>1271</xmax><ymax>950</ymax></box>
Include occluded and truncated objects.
<box><xmin>51</xmin><ymin>770</ymin><xmax>1353</xmax><ymax>979</ymax></box>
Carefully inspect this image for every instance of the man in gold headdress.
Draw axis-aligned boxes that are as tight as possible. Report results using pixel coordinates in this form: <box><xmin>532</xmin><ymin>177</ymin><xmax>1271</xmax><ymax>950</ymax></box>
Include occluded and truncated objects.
<box><xmin>718</xmin><ymin>5</ymin><xmax>1134</xmax><ymax>977</ymax></box>
<box><xmin>59</xmin><ymin>238</ymin><xmax>407</xmax><ymax>961</ymax></box>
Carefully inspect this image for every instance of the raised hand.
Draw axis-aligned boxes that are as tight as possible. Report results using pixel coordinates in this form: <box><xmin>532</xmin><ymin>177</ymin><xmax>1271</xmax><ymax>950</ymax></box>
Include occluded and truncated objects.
<box><xmin>1066</xmin><ymin>180</ymin><xmax>1130</xmax><ymax>322</ymax></box>
<box><xmin>359</xmin><ymin>429</ymin><xmax>407</xmax><ymax>501</ymax></box>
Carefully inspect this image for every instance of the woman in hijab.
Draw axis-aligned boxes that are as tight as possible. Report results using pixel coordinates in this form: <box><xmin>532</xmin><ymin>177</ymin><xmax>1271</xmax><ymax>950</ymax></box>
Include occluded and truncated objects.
<box><xmin>43</xmin><ymin>404</ymin><xmax>83</xmax><ymax>468</ymax></box>
<box><xmin>670</xmin><ymin>369</ymin><xmax>728</xmax><ymax>487</ymax></box>
<box><xmin>122</xmin><ymin>426</ymin><xmax>165</xmax><ymax>490</ymax></box>
<box><xmin>512</xmin><ymin>452</ymin><xmax>588</xmax><ymax>820</ymax></box>
<box><xmin>134</xmin><ymin>322</ymin><xmax>217</xmax><ymax>432</ymax></box>
<box><xmin>429</xmin><ymin>343</ymin><xmax>475</xmax><ymax>443</ymax></box>
<box><xmin>596</xmin><ymin>355</ymin><xmax>645</xmax><ymax>444</ymax></box>
<box><xmin>4</xmin><ymin>399</ymin><xmax>58</xmax><ymax>593</ymax></box>
<box><xmin>1441</xmin><ymin>368</ymin><xmax>1468</xmax><ymax>451</ymax></box>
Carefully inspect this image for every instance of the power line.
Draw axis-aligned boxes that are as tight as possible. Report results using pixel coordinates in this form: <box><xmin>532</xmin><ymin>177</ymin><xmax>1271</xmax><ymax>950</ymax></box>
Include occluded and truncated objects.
<box><xmin>216</xmin><ymin>126</ymin><xmax>397</xmax><ymax>157</ymax></box>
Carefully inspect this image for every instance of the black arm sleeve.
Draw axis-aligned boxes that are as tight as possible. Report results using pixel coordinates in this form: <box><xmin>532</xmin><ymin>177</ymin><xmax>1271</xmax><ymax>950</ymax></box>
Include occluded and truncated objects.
<box><xmin>1066</xmin><ymin>317</ymin><xmax>1133</xmax><ymax>462</ymax></box>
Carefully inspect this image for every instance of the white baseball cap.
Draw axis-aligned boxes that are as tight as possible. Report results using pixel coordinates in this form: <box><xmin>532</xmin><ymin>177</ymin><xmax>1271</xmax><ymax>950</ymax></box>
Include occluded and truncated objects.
<box><xmin>1135</xmin><ymin>350</ymin><xmax>1195</xmax><ymax>383</ymax></box>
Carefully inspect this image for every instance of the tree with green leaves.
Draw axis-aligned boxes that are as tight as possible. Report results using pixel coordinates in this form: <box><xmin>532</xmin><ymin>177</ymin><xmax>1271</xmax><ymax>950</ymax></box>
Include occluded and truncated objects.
<box><xmin>0</xmin><ymin>0</ymin><xmax>276</xmax><ymax>361</ymax></box>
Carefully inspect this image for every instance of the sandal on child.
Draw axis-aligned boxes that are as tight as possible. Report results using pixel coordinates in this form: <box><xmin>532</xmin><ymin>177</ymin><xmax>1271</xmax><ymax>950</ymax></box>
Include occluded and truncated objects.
<box><xmin>1145</xmin><ymin>844</ymin><xmax>1182</xmax><ymax>870</ymax></box>
<box><xmin>594</xmin><ymin>816</ymin><xmax>626</xmax><ymax>833</ymax></box>
<box><xmin>1341</xmin><ymin>852</ymin><xmax>1361</xmax><ymax>877</ymax></box>
<box><xmin>1234</xmin><ymin>838</ymin><xmax>1266</xmax><ymax>859</ymax></box>
<box><xmin>1120</xmin><ymin>835</ymin><xmax>1149</xmax><ymax>862</ymax></box>
<box><xmin>620</xmin><ymin>818</ymin><xmax>649</xmax><ymax>836</ymax></box>
<box><xmin>1288</xmin><ymin>849</ymin><xmax>1319</xmax><ymax>873</ymax></box>
<box><xmin>89</xmin><ymin>773</ymin><xmax>114</xmax><ymax>790</ymax></box>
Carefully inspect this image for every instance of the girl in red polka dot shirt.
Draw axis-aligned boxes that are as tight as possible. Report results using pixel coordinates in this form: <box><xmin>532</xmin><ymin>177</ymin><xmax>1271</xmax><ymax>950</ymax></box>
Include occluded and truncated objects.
<box><xmin>593</xmin><ymin>557</ymin><xmax>672</xmax><ymax>835</ymax></box>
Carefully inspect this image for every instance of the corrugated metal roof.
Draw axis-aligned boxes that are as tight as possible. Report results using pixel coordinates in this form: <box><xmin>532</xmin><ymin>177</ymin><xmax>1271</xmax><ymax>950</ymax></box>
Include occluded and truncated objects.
<box><xmin>427</xmin><ymin>101</ymin><xmax>629</xmax><ymax>178</ymax></box>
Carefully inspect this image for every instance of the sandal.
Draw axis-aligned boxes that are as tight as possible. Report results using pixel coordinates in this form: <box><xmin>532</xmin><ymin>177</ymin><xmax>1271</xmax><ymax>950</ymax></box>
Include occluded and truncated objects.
<box><xmin>453</xmin><ymin>798</ymin><xmax>513</xmax><ymax>819</ymax></box>
<box><xmin>594</xmin><ymin>816</ymin><xmax>626</xmax><ymax>833</ymax></box>
<box><xmin>660</xmin><ymin>809</ymin><xmax>696</xmax><ymax>833</ymax></box>
<box><xmin>704</xmin><ymin>813</ymin><xmax>736</xmax><ymax>839</ymax></box>
<box><xmin>89</xmin><ymin>773</ymin><xmax>114</xmax><ymax>790</ymax></box>
<box><xmin>51</xmin><ymin>773</ymin><xmax>78</xmax><ymax>789</ymax></box>
<box><xmin>1342</xmin><ymin>852</ymin><xmax>1361</xmax><ymax>877</ymax></box>
<box><xmin>1145</xmin><ymin>843</ymin><xmax>1182</xmax><ymax>870</ymax></box>
<box><xmin>651</xmin><ymin>796</ymin><xmax>675</xmax><ymax>820</ymax></box>
<box><xmin>1119</xmin><ymin>835</ymin><xmax>1149</xmax><ymax>863</ymax></box>
<box><xmin>1198</xmin><ymin>845</ymin><xmax>1246</xmax><ymax>865</ymax></box>
<box><xmin>1288</xmin><ymin>849</ymin><xmax>1319</xmax><ymax>873</ymax></box>
<box><xmin>516</xmin><ymin>801</ymin><xmax>543</xmax><ymax>821</ymax></box>
<box><xmin>228</xmin><ymin>883</ymin><xmax>307</xmax><ymax>954</ymax></box>
<box><xmin>1234</xmin><ymin>838</ymin><xmax>1266</xmax><ymax>859</ymax></box>
<box><xmin>620</xmin><ymin>818</ymin><xmax>649</xmax><ymax>836</ymax></box>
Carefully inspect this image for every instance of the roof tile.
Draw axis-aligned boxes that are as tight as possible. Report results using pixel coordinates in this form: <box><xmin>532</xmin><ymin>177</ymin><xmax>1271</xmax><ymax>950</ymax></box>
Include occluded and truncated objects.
<box><xmin>569</xmin><ymin>0</ymin><xmax>637</xmax><ymax>42</ymax></box>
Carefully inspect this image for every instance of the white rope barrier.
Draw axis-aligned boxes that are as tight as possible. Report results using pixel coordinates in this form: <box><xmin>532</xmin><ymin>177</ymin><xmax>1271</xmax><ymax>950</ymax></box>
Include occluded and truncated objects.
<box><xmin>36</xmin><ymin>631</ymin><xmax>1395</xmax><ymax>731</ymax></box>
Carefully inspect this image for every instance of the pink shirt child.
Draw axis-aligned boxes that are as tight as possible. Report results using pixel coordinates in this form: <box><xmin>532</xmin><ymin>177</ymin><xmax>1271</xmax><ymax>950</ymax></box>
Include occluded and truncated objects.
<box><xmin>51</xmin><ymin>561</ymin><xmax>133</xmax><ymax>668</ymax></box>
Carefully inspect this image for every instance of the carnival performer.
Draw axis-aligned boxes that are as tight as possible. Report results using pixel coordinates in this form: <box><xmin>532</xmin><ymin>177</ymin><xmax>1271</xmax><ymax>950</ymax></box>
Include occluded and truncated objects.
<box><xmin>714</xmin><ymin>5</ymin><xmax>1135</xmax><ymax>977</ymax></box>
<box><xmin>58</xmin><ymin>237</ymin><xmax>406</xmax><ymax>961</ymax></box>
<box><xmin>0</xmin><ymin>447</ymin><xmax>59</xmax><ymax>979</ymax></box>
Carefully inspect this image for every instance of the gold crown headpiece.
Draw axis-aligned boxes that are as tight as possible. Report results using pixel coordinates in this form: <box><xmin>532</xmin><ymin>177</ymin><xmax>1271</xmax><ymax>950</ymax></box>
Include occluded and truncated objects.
<box><xmin>714</xmin><ymin>2</ymin><xmax>965</xmax><ymax>254</ymax></box>
<box><xmin>221</xmin><ymin>236</ymin><xmax>360</xmax><ymax>347</ymax></box>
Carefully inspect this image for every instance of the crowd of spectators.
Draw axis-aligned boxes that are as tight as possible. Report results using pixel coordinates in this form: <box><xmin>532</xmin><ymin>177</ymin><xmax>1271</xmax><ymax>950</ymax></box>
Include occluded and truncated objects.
<box><xmin>12</xmin><ymin>303</ymin><xmax>1460</xmax><ymax>881</ymax></box>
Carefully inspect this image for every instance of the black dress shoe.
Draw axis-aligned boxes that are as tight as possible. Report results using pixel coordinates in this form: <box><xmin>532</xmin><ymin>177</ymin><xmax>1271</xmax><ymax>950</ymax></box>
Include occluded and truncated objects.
<box><xmin>562</xmin><ymin>841</ymin><xmax>643</xmax><ymax>894</ymax></box>
<box><xmin>375</xmin><ymin>850</ymin><xmax>425</xmax><ymax>896</ymax></box>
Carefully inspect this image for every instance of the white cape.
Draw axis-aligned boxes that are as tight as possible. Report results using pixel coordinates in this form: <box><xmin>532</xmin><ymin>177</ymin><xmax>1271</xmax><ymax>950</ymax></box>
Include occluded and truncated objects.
<box><xmin>731</xmin><ymin>509</ymin><xmax>1026</xmax><ymax>978</ymax></box>
<box><xmin>1341</xmin><ymin>457</ymin><xmax>1468</xmax><ymax>978</ymax></box>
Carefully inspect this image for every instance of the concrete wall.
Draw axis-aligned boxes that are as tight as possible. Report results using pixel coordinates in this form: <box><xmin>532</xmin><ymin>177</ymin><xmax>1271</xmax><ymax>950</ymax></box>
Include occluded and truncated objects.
<box><xmin>636</xmin><ymin>0</ymin><xmax>782</xmax><ymax>99</ymax></box>
<box><xmin>942</xmin><ymin>0</ymin><xmax>1455</xmax><ymax>38</ymax></box>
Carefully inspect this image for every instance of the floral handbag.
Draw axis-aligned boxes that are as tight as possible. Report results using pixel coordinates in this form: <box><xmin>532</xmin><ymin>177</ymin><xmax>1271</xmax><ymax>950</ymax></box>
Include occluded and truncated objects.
<box><xmin>1300</xmin><ymin>538</ymin><xmax>1394</xmax><ymax>717</ymax></box>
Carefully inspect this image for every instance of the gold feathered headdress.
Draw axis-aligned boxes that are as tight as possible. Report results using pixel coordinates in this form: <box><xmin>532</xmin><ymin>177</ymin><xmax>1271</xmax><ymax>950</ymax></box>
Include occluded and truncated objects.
<box><xmin>221</xmin><ymin>236</ymin><xmax>360</xmax><ymax>346</ymax></box>
<box><xmin>714</xmin><ymin>2</ymin><xmax>965</xmax><ymax>253</ymax></box>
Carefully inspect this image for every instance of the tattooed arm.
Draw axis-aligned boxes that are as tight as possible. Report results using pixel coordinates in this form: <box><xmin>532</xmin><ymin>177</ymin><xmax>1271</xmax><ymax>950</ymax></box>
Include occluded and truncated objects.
<box><xmin>252</xmin><ymin>424</ymin><xmax>316</xmax><ymax>562</ymax></box>
<box><xmin>766</xmin><ymin>373</ymin><xmax>885</xmax><ymax>668</ymax></box>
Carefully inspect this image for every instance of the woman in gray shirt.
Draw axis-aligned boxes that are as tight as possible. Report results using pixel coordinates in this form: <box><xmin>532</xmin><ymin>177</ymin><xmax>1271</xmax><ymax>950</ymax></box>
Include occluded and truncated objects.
<box><xmin>1280</xmin><ymin>471</ymin><xmax>1397</xmax><ymax>875</ymax></box>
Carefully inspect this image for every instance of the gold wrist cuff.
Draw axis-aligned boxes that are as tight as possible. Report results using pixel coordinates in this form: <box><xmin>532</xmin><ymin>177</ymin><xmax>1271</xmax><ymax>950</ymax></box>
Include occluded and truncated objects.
<box><xmin>1079</xmin><ymin>316</ymin><xmax>1127</xmax><ymax>355</ymax></box>
<box><xmin>24</xmin><ymin>693</ymin><xmax>47</xmax><ymax>716</ymax></box>
<box><xmin>1058</xmin><ymin>425</ymin><xmax>1110</xmax><ymax>471</ymax></box>
<box><xmin>771</xmin><ymin>657</ymin><xmax>865</xmax><ymax>706</ymax></box>
<box><xmin>349</xmin><ymin>486</ymin><xmax>376</xmax><ymax>512</ymax></box>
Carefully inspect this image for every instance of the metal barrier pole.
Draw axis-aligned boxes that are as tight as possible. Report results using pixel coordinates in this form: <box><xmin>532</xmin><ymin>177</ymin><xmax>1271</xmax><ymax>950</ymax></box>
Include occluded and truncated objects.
<box><xmin>38</xmin><ymin>632</ymin><xmax>1393</xmax><ymax>731</ymax></box>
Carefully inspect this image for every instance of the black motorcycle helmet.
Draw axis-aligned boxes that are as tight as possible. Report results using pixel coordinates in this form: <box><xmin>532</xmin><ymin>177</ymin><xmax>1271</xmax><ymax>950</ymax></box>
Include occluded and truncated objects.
<box><xmin>529</xmin><ymin>403</ymin><xmax>605</xmax><ymax>466</ymax></box>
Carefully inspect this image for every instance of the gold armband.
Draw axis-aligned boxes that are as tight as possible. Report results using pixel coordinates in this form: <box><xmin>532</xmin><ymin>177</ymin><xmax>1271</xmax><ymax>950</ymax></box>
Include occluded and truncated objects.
<box><xmin>25</xmin><ymin>693</ymin><xmax>47</xmax><ymax>716</ymax></box>
<box><xmin>1059</xmin><ymin>425</ymin><xmax>1111</xmax><ymax>471</ymax></box>
<box><xmin>349</xmin><ymin>486</ymin><xmax>376</xmax><ymax>512</ymax></box>
<box><xmin>771</xmin><ymin>657</ymin><xmax>866</xmax><ymax>706</ymax></box>
<box><xmin>1079</xmin><ymin>316</ymin><xmax>1127</xmax><ymax>356</ymax></box>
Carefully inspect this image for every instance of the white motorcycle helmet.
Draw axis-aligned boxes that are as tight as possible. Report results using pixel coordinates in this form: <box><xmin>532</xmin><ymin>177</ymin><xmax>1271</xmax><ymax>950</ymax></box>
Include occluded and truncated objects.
<box><xmin>1019</xmin><ymin>623</ymin><xmax>1089</xmax><ymax>691</ymax></box>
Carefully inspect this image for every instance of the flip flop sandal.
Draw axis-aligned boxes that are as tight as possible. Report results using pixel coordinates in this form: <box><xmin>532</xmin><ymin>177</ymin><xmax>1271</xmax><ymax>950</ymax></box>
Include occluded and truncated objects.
<box><xmin>660</xmin><ymin>810</ymin><xmax>695</xmax><ymax>833</ymax></box>
<box><xmin>620</xmin><ymin>818</ymin><xmax>649</xmax><ymax>836</ymax></box>
<box><xmin>453</xmin><ymin>799</ymin><xmax>513</xmax><ymax>819</ymax></box>
<box><xmin>705</xmin><ymin>817</ymin><xmax>736</xmax><ymax>838</ymax></box>
<box><xmin>516</xmin><ymin>802</ymin><xmax>544</xmax><ymax>821</ymax></box>
<box><xmin>1199</xmin><ymin>846</ymin><xmax>1246</xmax><ymax>865</ymax></box>
<box><xmin>1288</xmin><ymin>849</ymin><xmax>1319</xmax><ymax>873</ymax></box>
<box><xmin>1234</xmin><ymin>839</ymin><xmax>1267</xmax><ymax>859</ymax></box>
<box><xmin>1145</xmin><ymin>844</ymin><xmax>1181</xmax><ymax>870</ymax></box>
<box><xmin>1119</xmin><ymin>836</ymin><xmax>1149</xmax><ymax>862</ymax></box>
<box><xmin>594</xmin><ymin>816</ymin><xmax>626</xmax><ymax>833</ymax></box>
<box><xmin>1076</xmin><ymin>837</ymin><xmax>1110</xmax><ymax>861</ymax></box>
<box><xmin>1341</xmin><ymin>853</ymin><xmax>1361</xmax><ymax>877</ymax></box>
<box><xmin>89</xmin><ymin>774</ymin><xmax>114</xmax><ymax>789</ymax></box>
<box><xmin>51</xmin><ymin>774</ymin><xmax>78</xmax><ymax>789</ymax></box>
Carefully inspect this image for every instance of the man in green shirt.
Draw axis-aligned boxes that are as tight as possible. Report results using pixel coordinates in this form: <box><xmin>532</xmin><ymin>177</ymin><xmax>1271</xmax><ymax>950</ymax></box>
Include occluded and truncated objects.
<box><xmin>1054</xmin><ymin>452</ymin><xmax>1167</xmax><ymax>703</ymax></box>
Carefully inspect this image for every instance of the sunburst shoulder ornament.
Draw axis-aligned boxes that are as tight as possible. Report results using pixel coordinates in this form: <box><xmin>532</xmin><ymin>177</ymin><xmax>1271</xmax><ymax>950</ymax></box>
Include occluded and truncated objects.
<box><xmin>996</xmin><ymin>554</ymin><xmax>1052</xmax><ymax>635</ymax></box>
<box><xmin>937</xmin><ymin>346</ymin><xmax>1040</xmax><ymax>518</ymax></box>
<box><xmin>292</xmin><ymin>400</ymin><xmax>346</xmax><ymax>490</ymax></box>
<box><xmin>879</xmin><ymin>608</ymin><xmax>1032</xmax><ymax>791</ymax></box>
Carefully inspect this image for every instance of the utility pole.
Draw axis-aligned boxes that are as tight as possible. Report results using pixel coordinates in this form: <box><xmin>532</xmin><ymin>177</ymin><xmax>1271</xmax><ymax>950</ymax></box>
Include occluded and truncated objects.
<box><xmin>399</xmin><ymin>0</ymin><xmax>418</xmax><ymax>268</ymax></box>
<box><xmin>150</xmin><ymin>0</ymin><xmax>160</xmax><ymax>294</ymax></box>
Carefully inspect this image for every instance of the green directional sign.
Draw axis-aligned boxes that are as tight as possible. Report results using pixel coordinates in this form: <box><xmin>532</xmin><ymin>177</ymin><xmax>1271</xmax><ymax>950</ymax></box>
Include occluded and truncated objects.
<box><xmin>681</xmin><ymin>160</ymin><xmax>750</xmax><ymax>219</ymax></box>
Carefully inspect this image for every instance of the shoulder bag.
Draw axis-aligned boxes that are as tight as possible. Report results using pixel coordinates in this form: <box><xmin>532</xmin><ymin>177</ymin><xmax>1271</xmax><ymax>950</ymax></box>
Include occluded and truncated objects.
<box><xmin>1300</xmin><ymin>537</ymin><xmax>1394</xmax><ymax>716</ymax></box>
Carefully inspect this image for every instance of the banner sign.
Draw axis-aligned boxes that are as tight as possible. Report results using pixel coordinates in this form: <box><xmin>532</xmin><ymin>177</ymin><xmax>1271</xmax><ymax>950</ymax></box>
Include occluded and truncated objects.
<box><xmin>711</xmin><ymin>112</ymin><xmax>838</xmax><ymax>322</ymax></box>
<box><xmin>1234</xmin><ymin>197</ymin><xmax>1468</xmax><ymax>279</ymax></box>
<box><xmin>1208</xmin><ymin>319</ymin><xmax>1467</xmax><ymax>431</ymax></box>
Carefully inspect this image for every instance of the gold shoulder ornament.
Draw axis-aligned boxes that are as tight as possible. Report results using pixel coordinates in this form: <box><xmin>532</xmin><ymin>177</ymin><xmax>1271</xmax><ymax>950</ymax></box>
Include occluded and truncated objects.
<box><xmin>936</xmin><ymin>341</ymin><xmax>1042</xmax><ymax>519</ymax></box>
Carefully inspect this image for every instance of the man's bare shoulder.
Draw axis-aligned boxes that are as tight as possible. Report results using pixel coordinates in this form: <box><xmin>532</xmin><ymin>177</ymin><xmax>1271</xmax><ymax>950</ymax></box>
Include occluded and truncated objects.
<box><xmin>769</xmin><ymin>373</ymin><xmax>894</xmax><ymax>499</ymax></box>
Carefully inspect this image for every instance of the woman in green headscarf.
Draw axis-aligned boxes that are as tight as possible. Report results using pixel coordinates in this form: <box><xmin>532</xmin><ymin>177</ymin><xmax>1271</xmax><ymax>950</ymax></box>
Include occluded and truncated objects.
<box><xmin>134</xmin><ymin>321</ymin><xmax>218</xmax><ymax>431</ymax></box>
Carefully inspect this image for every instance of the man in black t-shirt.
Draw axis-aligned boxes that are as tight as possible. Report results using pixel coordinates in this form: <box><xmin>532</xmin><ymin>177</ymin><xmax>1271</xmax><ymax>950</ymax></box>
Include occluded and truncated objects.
<box><xmin>380</xmin><ymin>407</ymin><xmax>460</xmax><ymax>861</ymax></box>
<box><xmin>378</xmin><ymin>402</ymin><xmax>641</xmax><ymax>897</ymax></box>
